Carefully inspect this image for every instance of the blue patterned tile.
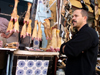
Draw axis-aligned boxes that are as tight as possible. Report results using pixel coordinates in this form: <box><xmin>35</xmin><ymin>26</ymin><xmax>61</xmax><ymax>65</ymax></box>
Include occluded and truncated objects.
<box><xmin>32</xmin><ymin>67</ymin><xmax>36</xmax><ymax>70</ymax></box>
<box><xmin>41</xmin><ymin>66</ymin><xmax>44</xmax><ymax>69</ymax></box>
<box><xmin>35</xmin><ymin>69</ymin><xmax>41</xmax><ymax>75</ymax></box>
<box><xmin>44</xmin><ymin>61</ymin><xmax>49</xmax><ymax>67</ymax></box>
<box><xmin>17</xmin><ymin>69</ymin><xmax>24</xmax><ymax>75</ymax></box>
<box><xmin>27</xmin><ymin>61</ymin><xmax>34</xmax><ymax>67</ymax></box>
<box><xmin>43</xmin><ymin>69</ymin><xmax>47</xmax><ymax>74</ymax></box>
<box><xmin>36</xmin><ymin>61</ymin><xmax>42</xmax><ymax>67</ymax></box>
<box><xmin>18</xmin><ymin>61</ymin><xmax>25</xmax><ymax>67</ymax></box>
<box><xmin>16</xmin><ymin>60</ymin><xmax>49</xmax><ymax>75</ymax></box>
<box><xmin>24</xmin><ymin>67</ymin><xmax>27</xmax><ymax>70</ymax></box>
<box><xmin>26</xmin><ymin>69</ymin><xmax>33</xmax><ymax>75</ymax></box>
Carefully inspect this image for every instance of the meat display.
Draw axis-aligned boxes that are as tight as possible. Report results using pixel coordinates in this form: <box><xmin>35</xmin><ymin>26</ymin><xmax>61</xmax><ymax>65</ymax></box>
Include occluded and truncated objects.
<box><xmin>21</xmin><ymin>2</ymin><xmax>32</xmax><ymax>38</ymax></box>
<box><xmin>37</xmin><ymin>22</ymin><xmax>42</xmax><ymax>41</ymax></box>
<box><xmin>11</xmin><ymin>0</ymin><xmax>19</xmax><ymax>22</ymax></box>
<box><xmin>24</xmin><ymin>2</ymin><xmax>32</xmax><ymax>24</ymax></box>
<box><xmin>32</xmin><ymin>20</ymin><xmax>38</xmax><ymax>40</ymax></box>
<box><xmin>20</xmin><ymin>23</ymin><xmax>27</xmax><ymax>38</ymax></box>
<box><xmin>44</xmin><ymin>19</ymin><xmax>52</xmax><ymax>39</ymax></box>
<box><xmin>26</xmin><ymin>20</ymin><xmax>32</xmax><ymax>36</ymax></box>
<box><xmin>5</xmin><ymin>0</ymin><xmax>70</xmax><ymax>53</ymax></box>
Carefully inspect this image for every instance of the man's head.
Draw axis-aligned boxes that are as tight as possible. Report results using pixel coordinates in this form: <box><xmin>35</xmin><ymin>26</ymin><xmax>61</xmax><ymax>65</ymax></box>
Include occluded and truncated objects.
<box><xmin>72</xmin><ymin>9</ymin><xmax>88</xmax><ymax>31</ymax></box>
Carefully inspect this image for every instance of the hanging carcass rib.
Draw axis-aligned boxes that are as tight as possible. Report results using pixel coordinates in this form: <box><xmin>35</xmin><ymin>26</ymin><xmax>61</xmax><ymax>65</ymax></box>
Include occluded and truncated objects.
<box><xmin>37</xmin><ymin>22</ymin><xmax>42</xmax><ymax>41</ymax></box>
<box><xmin>13</xmin><ymin>16</ymin><xmax>19</xmax><ymax>32</ymax></box>
<box><xmin>7</xmin><ymin>0</ymin><xmax>19</xmax><ymax>33</ymax></box>
<box><xmin>56</xmin><ymin>29</ymin><xmax>61</xmax><ymax>51</ymax></box>
<box><xmin>48</xmin><ymin>28</ymin><xmax>57</xmax><ymax>52</ymax></box>
<box><xmin>24</xmin><ymin>2</ymin><xmax>32</xmax><ymax>24</ymax></box>
<box><xmin>32</xmin><ymin>20</ymin><xmax>38</xmax><ymax>40</ymax></box>
<box><xmin>20</xmin><ymin>23</ymin><xmax>27</xmax><ymax>38</ymax></box>
<box><xmin>7</xmin><ymin>20</ymin><xmax>13</xmax><ymax>33</ymax></box>
<box><xmin>44</xmin><ymin>19</ymin><xmax>52</xmax><ymax>39</ymax></box>
<box><xmin>11</xmin><ymin>0</ymin><xmax>19</xmax><ymax>22</ymax></box>
<box><xmin>26</xmin><ymin>20</ymin><xmax>32</xmax><ymax>36</ymax></box>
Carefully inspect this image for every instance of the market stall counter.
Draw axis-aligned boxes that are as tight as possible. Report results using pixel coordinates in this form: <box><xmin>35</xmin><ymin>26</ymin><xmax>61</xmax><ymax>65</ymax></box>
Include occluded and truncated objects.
<box><xmin>0</xmin><ymin>48</ymin><xmax>16</xmax><ymax>75</ymax></box>
<box><xmin>11</xmin><ymin>50</ymin><xmax>59</xmax><ymax>75</ymax></box>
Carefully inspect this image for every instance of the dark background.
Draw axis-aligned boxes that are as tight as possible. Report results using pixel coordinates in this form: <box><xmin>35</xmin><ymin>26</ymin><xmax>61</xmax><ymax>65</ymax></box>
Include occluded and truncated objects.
<box><xmin>0</xmin><ymin>0</ymin><xmax>31</xmax><ymax>20</ymax></box>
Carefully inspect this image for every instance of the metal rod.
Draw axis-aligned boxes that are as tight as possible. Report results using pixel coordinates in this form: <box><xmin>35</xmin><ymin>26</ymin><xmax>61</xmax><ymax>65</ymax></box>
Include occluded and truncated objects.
<box><xmin>59</xmin><ymin>0</ymin><xmax>62</xmax><ymax>29</ymax></box>
<box><xmin>6</xmin><ymin>54</ymin><xmax>10</xmax><ymax>75</ymax></box>
<box><xmin>57</xmin><ymin>0</ymin><xmax>60</xmax><ymax>29</ymax></box>
<box><xmin>56</xmin><ymin>0</ymin><xmax>58</xmax><ymax>26</ymax></box>
<box><xmin>9</xmin><ymin>53</ymin><xmax>14</xmax><ymax>75</ymax></box>
<box><xmin>30</xmin><ymin>0</ymin><xmax>38</xmax><ymax>28</ymax></box>
<box><xmin>45</xmin><ymin>0</ymin><xmax>56</xmax><ymax>12</ymax></box>
<box><xmin>0</xmin><ymin>13</ymin><xmax>11</xmax><ymax>17</ymax></box>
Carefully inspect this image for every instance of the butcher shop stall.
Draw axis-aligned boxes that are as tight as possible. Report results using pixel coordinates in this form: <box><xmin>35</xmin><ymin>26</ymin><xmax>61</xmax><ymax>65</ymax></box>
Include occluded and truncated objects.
<box><xmin>0</xmin><ymin>0</ymin><xmax>100</xmax><ymax>75</ymax></box>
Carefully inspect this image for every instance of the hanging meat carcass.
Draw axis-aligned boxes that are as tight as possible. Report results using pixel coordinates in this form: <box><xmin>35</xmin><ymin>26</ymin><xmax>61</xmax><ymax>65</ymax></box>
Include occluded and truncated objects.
<box><xmin>56</xmin><ymin>29</ymin><xmax>61</xmax><ymax>51</ymax></box>
<box><xmin>44</xmin><ymin>19</ymin><xmax>52</xmax><ymax>39</ymax></box>
<box><xmin>43</xmin><ymin>22</ymin><xmax>49</xmax><ymax>39</ymax></box>
<box><xmin>24</xmin><ymin>2</ymin><xmax>32</xmax><ymax>24</ymax></box>
<box><xmin>26</xmin><ymin>20</ymin><xmax>32</xmax><ymax>36</ymax></box>
<box><xmin>13</xmin><ymin>16</ymin><xmax>19</xmax><ymax>32</ymax></box>
<box><xmin>32</xmin><ymin>20</ymin><xmax>38</xmax><ymax>40</ymax></box>
<box><xmin>11</xmin><ymin>0</ymin><xmax>19</xmax><ymax>22</ymax></box>
<box><xmin>7</xmin><ymin>20</ymin><xmax>13</xmax><ymax>33</ymax></box>
<box><xmin>7</xmin><ymin>0</ymin><xmax>19</xmax><ymax>33</ymax></box>
<box><xmin>20</xmin><ymin>2</ymin><xmax>32</xmax><ymax>38</ymax></box>
<box><xmin>47</xmin><ymin>28</ymin><xmax>57</xmax><ymax>52</ymax></box>
<box><xmin>37</xmin><ymin>22</ymin><xmax>42</xmax><ymax>41</ymax></box>
<box><xmin>20</xmin><ymin>23</ymin><xmax>27</xmax><ymax>38</ymax></box>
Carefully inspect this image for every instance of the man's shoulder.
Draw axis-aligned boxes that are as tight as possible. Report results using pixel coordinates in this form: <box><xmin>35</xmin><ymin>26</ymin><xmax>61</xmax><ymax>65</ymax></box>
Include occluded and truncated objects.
<box><xmin>0</xmin><ymin>17</ymin><xmax>8</xmax><ymax>21</ymax></box>
<box><xmin>0</xmin><ymin>17</ymin><xmax>9</xmax><ymax>23</ymax></box>
<box><xmin>85</xmin><ymin>26</ymin><xmax>96</xmax><ymax>33</ymax></box>
<box><xmin>84</xmin><ymin>26</ymin><xmax>98</xmax><ymax>37</ymax></box>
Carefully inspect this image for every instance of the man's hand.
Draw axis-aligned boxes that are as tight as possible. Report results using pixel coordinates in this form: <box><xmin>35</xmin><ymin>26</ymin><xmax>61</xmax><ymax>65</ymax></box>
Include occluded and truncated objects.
<box><xmin>1</xmin><ymin>33</ymin><xmax>7</xmax><ymax>38</ymax></box>
<box><xmin>1</xmin><ymin>32</ymin><xmax>13</xmax><ymax>38</ymax></box>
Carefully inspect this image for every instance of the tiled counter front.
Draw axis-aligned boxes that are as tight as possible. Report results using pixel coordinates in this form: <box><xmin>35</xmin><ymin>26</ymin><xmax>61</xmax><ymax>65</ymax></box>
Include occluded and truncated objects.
<box><xmin>12</xmin><ymin>50</ymin><xmax>59</xmax><ymax>75</ymax></box>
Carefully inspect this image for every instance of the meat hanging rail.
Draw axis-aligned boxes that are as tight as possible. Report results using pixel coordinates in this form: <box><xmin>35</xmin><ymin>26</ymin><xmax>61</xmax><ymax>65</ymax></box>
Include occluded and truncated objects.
<box><xmin>0</xmin><ymin>13</ymin><xmax>11</xmax><ymax>17</ymax></box>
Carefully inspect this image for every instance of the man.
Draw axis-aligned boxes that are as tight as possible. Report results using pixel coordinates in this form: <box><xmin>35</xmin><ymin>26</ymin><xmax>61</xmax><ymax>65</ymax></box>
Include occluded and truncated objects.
<box><xmin>0</xmin><ymin>16</ymin><xmax>8</xmax><ymax>75</ymax></box>
<box><xmin>60</xmin><ymin>9</ymin><xmax>98</xmax><ymax>75</ymax></box>
<box><xmin>0</xmin><ymin>8</ymin><xmax>14</xmax><ymax>75</ymax></box>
